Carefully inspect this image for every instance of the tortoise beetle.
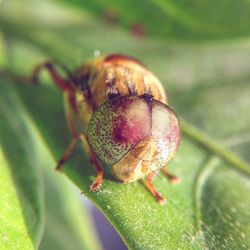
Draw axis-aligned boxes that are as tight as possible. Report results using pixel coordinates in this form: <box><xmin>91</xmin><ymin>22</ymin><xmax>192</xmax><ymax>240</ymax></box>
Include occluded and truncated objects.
<box><xmin>32</xmin><ymin>54</ymin><xmax>181</xmax><ymax>204</ymax></box>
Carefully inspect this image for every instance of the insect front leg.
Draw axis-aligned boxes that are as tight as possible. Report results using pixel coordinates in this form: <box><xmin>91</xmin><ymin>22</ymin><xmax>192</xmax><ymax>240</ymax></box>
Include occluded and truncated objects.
<box><xmin>161</xmin><ymin>166</ymin><xmax>181</xmax><ymax>184</ymax></box>
<box><xmin>80</xmin><ymin>133</ymin><xmax>104</xmax><ymax>192</ymax></box>
<box><xmin>31</xmin><ymin>61</ymin><xmax>72</xmax><ymax>92</ymax></box>
<box><xmin>31</xmin><ymin>61</ymin><xmax>80</xmax><ymax>170</ymax></box>
<box><xmin>56</xmin><ymin>136</ymin><xmax>79</xmax><ymax>171</ymax></box>
<box><xmin>145</xmin><ymin>171</ymin><xmax>166</xmax><ymax>205</ymax></box>
<box><xmin>56</xmin><ymin>93</ymin><xmax>79</xmax><ymax>171</ymax></box>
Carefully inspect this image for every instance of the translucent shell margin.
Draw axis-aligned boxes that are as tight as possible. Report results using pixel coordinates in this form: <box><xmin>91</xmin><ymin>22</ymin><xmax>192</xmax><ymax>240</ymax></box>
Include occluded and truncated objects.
<box><xmin>87</xmin><ymin>95</ymin><xmax>181</xmax><ymax>166</ymax></box>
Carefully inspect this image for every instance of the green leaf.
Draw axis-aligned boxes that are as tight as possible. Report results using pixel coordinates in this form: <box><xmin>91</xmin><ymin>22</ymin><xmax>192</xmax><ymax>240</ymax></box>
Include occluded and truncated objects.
<box><xmin>0</xmin><ymin>149</ymin><xmax>40</xmax><ymax>250</ymax></box>
<box><xmin>0</xmin><ymin>84</ymin><xmax>44</xmax><ymax>250</ymax></box>
<box><xmin>0</xmin><ymin>82</ymin><xmax>101</xmax><ymax>250</ymax></box>
<box><xmin>40</xmin><ymin>163</ymin><xmax>101</xmax><ymax>250</ymax></box>
<box><xmin>1</xmin><ymin>1</ymin><xmax>250</xmax><ymax>249</ymax></box>
<box><xmin>54</xmin><ymin>0</ymin><xmax>250</xmax><ymax>40</ymax></box>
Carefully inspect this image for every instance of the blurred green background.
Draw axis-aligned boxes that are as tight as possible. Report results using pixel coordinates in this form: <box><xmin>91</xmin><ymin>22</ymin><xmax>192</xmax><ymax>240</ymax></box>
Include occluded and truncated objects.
<box><xmin>0</xmin><ymin>0</ymin><xmax>250</xmax><ymax>249</ymax></box>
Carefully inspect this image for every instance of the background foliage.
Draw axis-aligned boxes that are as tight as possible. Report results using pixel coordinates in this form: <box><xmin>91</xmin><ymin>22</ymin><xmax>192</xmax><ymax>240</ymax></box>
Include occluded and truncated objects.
<box><xmin>0</xmin><ymin>0</ymin><xmax>250</xmax><ymax>249</ymax></box>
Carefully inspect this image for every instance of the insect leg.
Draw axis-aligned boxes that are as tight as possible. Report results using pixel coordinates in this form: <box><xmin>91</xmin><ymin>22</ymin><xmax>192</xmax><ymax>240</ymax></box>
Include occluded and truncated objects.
<box><xmin>145</xmin><ymin>172</ymin><xmax>166</xmax><ymax>205</ymax></box>
<box><xmin>32</xmin><ymin>61</ymin><xmax>79</xmax><ymax>171</ymax></box>
<box><xmin>161</xmin><ymin>166</ymin><xmax>181</xmax><ymax>184</ymax></box>
<box><xmin>32</xmin><ymin>62</ymin><xmax>72</xmax><ymax>92</ymax></box>
<box><xmin>56</xmin><ymin>93</ymin><xmax>79</xmax><ymax>171</ymax></box>
<box><xmin>56</xmin><ymin>137</ymin><xmax>78</xmax><ymax>171</ymax></box>
<box><xmin>80</xmin><ymin>133</ymin><xmax>104</xmax><ymax>192</ymax></box>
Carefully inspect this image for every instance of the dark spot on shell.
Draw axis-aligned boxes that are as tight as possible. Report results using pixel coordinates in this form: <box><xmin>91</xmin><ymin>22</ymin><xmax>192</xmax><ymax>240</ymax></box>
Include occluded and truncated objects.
<box><xmin>108</xmin><ymin>89</ymin><xmax>120</xmax><ymax>99</ymax></box>
<box><xmin>107</xmin><ymin>76</ymin><xmax>120</xmax><ymax>99</ymax></box>
<box><xmin>141</xmin><ymin>94</ymin><xmax>154</xmax><ymax>105</ymax></box>
<box><xmin>112</xmin><ymin>115</ymin><xmax>143</xmax><ymax>144</ymax></box>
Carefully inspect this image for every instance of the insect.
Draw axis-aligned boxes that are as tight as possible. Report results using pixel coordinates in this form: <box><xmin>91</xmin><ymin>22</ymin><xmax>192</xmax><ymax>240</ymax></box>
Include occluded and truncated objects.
<box><xmin>32</xmin><ymin>54</ymin><xmax>181</xmax><ymax>204</ymax></box>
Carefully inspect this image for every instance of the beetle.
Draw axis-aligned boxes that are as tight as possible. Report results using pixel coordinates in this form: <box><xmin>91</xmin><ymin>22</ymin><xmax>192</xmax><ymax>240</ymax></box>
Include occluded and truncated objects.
<box><xmin>32</xmin><ymin>54</ymin><xmax>181</xmax><ymax>204</ymax></box>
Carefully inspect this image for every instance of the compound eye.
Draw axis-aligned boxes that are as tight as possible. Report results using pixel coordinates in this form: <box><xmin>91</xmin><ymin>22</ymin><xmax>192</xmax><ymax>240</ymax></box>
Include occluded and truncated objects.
<box><xmin>152</xmin><ymin>101</ymin><xmax>181</xmax><ymax>164</ymax></box>
<box><xmin>87</xmin><ymin>95</ymin><xmax>152</xmax><ymax>164</ymax></box>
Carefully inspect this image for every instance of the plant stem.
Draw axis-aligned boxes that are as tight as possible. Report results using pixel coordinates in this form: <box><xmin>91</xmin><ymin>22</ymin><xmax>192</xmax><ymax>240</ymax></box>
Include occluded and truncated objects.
<box><xmin>181</xmin><ymin>119</ymin><xmax>250</xmax><ymax>176</ymax></box>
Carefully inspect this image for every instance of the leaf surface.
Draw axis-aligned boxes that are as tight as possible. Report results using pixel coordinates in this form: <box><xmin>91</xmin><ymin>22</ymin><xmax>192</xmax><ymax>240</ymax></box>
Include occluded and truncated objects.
<box><xmin>0</xmin><ymin>1</ymin><xmax>250</xmax><ymax>249</ymax></box>
<box><xmin>0</xmin><ymin>81</ymin><xmax>101</xmax><ymax>250</ymax></box>
<box><xmin>55</xmin><ymin>0</ymin><xmax>250</xmax><ymax>40</ymax></box>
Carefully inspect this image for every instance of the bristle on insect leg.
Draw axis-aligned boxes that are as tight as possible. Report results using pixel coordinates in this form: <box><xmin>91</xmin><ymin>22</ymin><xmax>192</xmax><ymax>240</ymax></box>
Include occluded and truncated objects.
<box><xmin>145</xmin><ymin>172</ymin><xmax>166</xmax><ymax>205</ymax></box>
<box><xmin>161</xmin><ymin>166</ymin><xmax>181</xmax><ymax>184</ymax></box>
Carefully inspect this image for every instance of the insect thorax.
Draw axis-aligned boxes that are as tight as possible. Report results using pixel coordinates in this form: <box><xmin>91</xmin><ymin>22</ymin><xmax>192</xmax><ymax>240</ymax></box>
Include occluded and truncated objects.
<box><xmin>75</xmin><ymin>55</ymin><xmax>168</xmax><ymax>128</ymax></box>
